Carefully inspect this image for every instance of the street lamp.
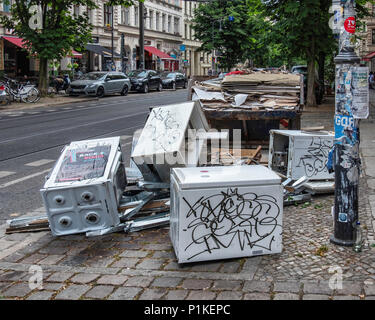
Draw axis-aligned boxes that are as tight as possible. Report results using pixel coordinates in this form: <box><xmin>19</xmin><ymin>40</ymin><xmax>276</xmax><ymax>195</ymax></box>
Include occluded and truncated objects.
<box><xmin>329</xmin><ymin>0</ymin><xmax>368</xmax><ymax>246</ymax></box>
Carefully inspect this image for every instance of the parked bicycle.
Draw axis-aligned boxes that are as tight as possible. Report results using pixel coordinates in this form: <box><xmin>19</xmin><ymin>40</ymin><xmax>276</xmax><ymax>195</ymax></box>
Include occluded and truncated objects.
<box><xmin>0</xmin><ymin>76</ymin><xmax>41</xmax><ymax>103</ymax></box>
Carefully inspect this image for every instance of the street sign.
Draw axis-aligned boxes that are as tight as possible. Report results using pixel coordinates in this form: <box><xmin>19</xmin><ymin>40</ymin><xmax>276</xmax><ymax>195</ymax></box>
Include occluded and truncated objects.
<box><xmin>180</xmin><ymin>45</ymin><xmax>186</xmax><ymax>52</ymax></box>
<box><xmin>344</xmin><ymin>16</ymin><xmax>356</xmax><ymax>34</ymax></box>
<box><xmin>229</xmin><ymin>16</ymin><xmax>234</xmax><ymax>22</ymax></box>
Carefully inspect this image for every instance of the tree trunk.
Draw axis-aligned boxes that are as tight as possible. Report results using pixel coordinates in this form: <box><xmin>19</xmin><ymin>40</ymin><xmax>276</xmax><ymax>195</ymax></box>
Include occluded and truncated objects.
<box><xmin>38</xmin><ymin>57</ymin><xmax>49</xmax><ymax>96</ymax></box>
<box><xmin>306</xmin><ymin>44</ymin><xmax>317</xmax><ymax>108</ymax></box>
<box><xmin>317</xmin><ymin>51</ymin><xmax>326</xmax><ymax>105</ymax></box>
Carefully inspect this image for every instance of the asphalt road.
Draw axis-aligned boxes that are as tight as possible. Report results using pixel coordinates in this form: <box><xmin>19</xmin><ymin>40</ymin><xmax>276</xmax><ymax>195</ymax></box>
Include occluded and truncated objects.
<box><xmin>0</xmin><ymin>89</ymin><xmax>188</xmax><ymax>223</ymax></box>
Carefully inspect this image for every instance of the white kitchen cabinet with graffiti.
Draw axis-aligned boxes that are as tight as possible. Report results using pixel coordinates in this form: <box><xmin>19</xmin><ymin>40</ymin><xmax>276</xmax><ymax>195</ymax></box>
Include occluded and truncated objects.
<box><xmin>170</xmin><ymin>165</ymin><xmax>283</xmax><ymax>263</ymax></box>
<box><xmin>268</xmin><ymin>130</ymin><xmax>334</xmax><ymax>181</ymax></box>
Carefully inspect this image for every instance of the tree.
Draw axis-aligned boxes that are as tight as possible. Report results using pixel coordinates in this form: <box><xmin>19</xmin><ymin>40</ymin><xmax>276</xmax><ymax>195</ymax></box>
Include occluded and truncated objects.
<box><xmin>263</xmin><ymin>0</ymin><xmax>371</xmax><ymax>107</ymax></box>
<box><xmin>0</xmin><ymin>0</ymin><xmax>140</xmax><ymax>95</ymax></box>
<box><xmin>192</xmin><ymin>0</ymin><xmax>252</xmax><ymax>70</ymax></box>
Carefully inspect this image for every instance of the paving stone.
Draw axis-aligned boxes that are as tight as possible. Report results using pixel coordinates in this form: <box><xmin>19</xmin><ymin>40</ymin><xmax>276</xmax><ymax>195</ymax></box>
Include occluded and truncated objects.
<box><xmin>0</xmin><ymin>282</ymin><xmax>10</xmax><ymax>293</ymax></box>
<box><xmin>108</xmin><ymin>287</ymin><xmax>142</xmax><ymax>300</ymax></box>
<box><xmin>38</xmin><ymin>255</ymin><xmax>65</xmax><ymax>265</ymax></box>
<box><xmin>124</xmin><ymin>276</ymin><xmax>154</xmax><ymax>288</ymax></box>
<box><xmin>365</xmin><ymin>296</ymin><xmax>375</xmax><ymax>300</ymax></box>
<box><xmin>273</xmin><ymin>293</ymin><xmax>300</xmax><ymax>300</ymax></box>
<box><xmin>181</xmin><ymin>279</ymin><xmax>213</xmax><ymax>290</ymax></box>
<box><xmin>302</xmin><ymin>294</ymin><xmax>331</xmax><ymax>300</ymax></box>
<box><xmin>1</xmin><ymin>252</ymin><xmax>25</xmax><ymax>263</ymax></box>
<box><xmin>2</xmin><ymin>283</ymin><xmax>32</xmax><ymax>298</ymax></box>
<box><xmin>186</xmin><ymin>291</ymin><xmax>217</xmax><ymax>300</ymax></box>
<box><xmin>143</xmin><ymin>243</ymin><xmax>172</xmax><ymax>251</ymax></box>
<box><xmin>216</xmin><ymin>291</ymin><xmax>243</xmax><ymax>300</ymax></box>
<box><xmin>212</xmin><ymin>280</ymin><xmax>243</xmax><ymax>291</ymax></box>
<box><xmin>3</xmin><ymin>233</ymin><xmax>31</xmax><ymax>241</ymax></box>
<box><xmin>243</xmin><ymin>280</ymin><xmax>271</xmax><ymax>293</ymax></box>
<box><xmin>85</xmin><ymin>257</ymin><xmax>117</xmax><ymax>268</ymax></box>
<box><xmin>138</xmin><ymin>288</ymin><xmax>167</xmax><ymax>300</ymax></box>
<box><xmin>46</xmin><ymin>272</ymin><xmax>74</xmax><ymax>283</ymax></box>
<box><xmin>336</xmin><ymin>281</ymin><xmax>363</xmax><ymax>295</ymax></box>
<box><xmin>0</xmin><ymin>271</ymin><xmax>28</xmax><ymax>282</ymax></box>
<box><xmin>303</xmin><ymin>281</ymin><xmax>333</xmax><ymax>295</ymax></box>
<box><xmin>71</xmin><ymin>273</ymin><xmax>100</xmax><ymax>284</ymax></box>
<box><xmin>163</xmin><ymin>261</ymin><xmax>191</xmax><ymax>271</ymax></box>
<box><xmin>273</xmin><ymin>281</ymin><xmax>302</xmax><ymax>294</ymax></box>
<box><xmin>151</xmin><ymin>277</ymin><xmax>183</xmax><ymax>288</ymax></box>
<box><xmin>38</xmin><ymin>246</ymin><xmax>69</xmax><ymax>255</ymax></box>
<box><xmin>55</xmin><ymin>284</ymin><xmax>91</xmax><ymax>300</ymax></box>
<box><xmin>97</xmin><ymin>275</ymin><xmax>128</xmax><ymax>286</ymax></box>
<box><xmin>42</xmin><ymin>282</ymin><xmax>64</xmax><ymax>291</ymax></box>
<box><xmin>136</xmin><ymin>258</ymin><xmax>166</xmax><ymax>270</ymax></box>
<box><xmin>243</xmin><ymin>293</ymin><xmax>271</xmax><ymax>300</ymax></box>
<box><xmin>189</xmin><ymin>262</ymin><xmax>222</xmax><ymax>272</ymax></box>
<box><xmin>164</xmin><ymin>290</ymin><xmax>189</xmax><ymax>300</ymax></box>
<box><xmin>20</xmin><ymin>253</ymin><xmax>47</xmax><ymax>264</ymax></box>
<box><xmin>220</xmin><ymin>261</ymin><xmax>241</xmax><ymax>273</ymax></box>
<box><xmin>110</xmin><ymin>258</ymin><xmax>139</xmax><ymax>268</ymax></box>
<box><xmin>84</xmin><ymin>285</ymin><xmax>115</xmax><ymax>299</ymax></box>
<box><xmin>119</xmin><ymin>250</ymin><xmax>149</xmax><ymax>258</ymax></box>
<box><xmin>151</xmin><ymin>251</ymin><xmax>176</xmax><ymax>259</ymax></box>
<box><xmin>331</xmin><ymin>295</ymin><xmax>361</xmax><ymax>300</ymax></box>
<box><xmin>364</xmin><ymin>284</ymin><xmax>375</xmax><ymax>296</ymax></box>
<box><xmin>26</xmin><ymin>291</ymin><xmax>54</xmax><ymax>300</ymax></box>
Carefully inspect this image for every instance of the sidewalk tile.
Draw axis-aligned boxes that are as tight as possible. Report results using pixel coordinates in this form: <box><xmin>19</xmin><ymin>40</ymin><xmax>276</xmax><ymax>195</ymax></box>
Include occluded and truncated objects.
<box><xmin>71</xmin><ymin>273</ymin><xmax>100</xmax><ymax>284</ymax></box>
<box><xmin>54</xmin><ymin>284</ymin><xmax>91</xmax><ymax>300</ymax></box>
<box><xmin>108</xmin><ymin>287</ymin><xmax>142</xmax><ymax>300</ymax></box>
<box><xmin>124</xmin><ymin>276</ymin><xmax>154</xmax><ymax>288</ymax></box>
<box><xmin>181</xmin><ymin>279</ymin><xmax>212</xmax><ymax>290</ymax></box>
<box><xmin>273</xmin><ymin>293</ymin><xmax>300</xmax><ymax>300</ymax></box>
<box><xmin>138</xmin><ymin>288</ymin><xmax>167</xmax><ymax>300</ymax></box>
<box><xmin>216</xmin><ymin>291</ymin><xmax>243</xmax><ymax>300</ymax></box>
<box><xmin>243</xmin><ymin>293</ymin><xmax>271</xmax><ymax>300</ymax></box>
<box><xmin>84</xmin><ymin>285</ymin><xmax>115</xmax><ymax>299</ymax></box>
<box><xmin>2</xmin><ymin>283</ymin><xmax>32</xmax><ymax>298</ymax></box>
<box><xmin>243</xmin><ymin>280</ymin><xmax>271</xmax><ymax>293</ymax></box>
<box><xmin>164</xmin><ymin>290</ymin><xmax>189</xmax><ymax>300</ymax></box>
<box><xmin>302</xmin><ymin>294</ymin><xmax>331</xmax><ymax>300</ymax></box>
<box><xmin>186</xmin><ymin>291</ymin><xmax>216</xmax><ymax>300</ymax></box>
<box><xmin>212</xmin><ymin>280</ymin><xmax>243</xmax><ymax>291</ymax></box>
<box><xmin>151</xmin><ymin>277</ymin><xmax>183</xmax><ymax>288</ymax></box>
<box><xmin>46</xmin><ymin>272</ymin><xmax>74</xmax><ymax>283</ymax></box>
<box><xmin>97</xmin><ymin>275</ymin><xmax>128</xmax><ymax>286</ymax></box>
<box><xmin>27</xmin><ymin>291</ymin><xmax>54</xmax><ymax>300</ymax></box>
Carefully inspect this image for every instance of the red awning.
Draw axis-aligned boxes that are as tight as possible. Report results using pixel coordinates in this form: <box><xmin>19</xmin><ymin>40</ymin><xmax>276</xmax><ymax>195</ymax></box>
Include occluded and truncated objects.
<box><xmin>144</xmin><ymin>46</ymin><xmax>175</xmax><ymax>60</ymax></box>
<box><xmin>2</xmin><ymin>36</ymin><xmax>27</xmax><ymax>49</ymax></box>
<box><xmin>70</xmin><ymin>50</ymin><xmax>83</xmax><ymax>59</ymax></box>
<box><xmin>363</xmin><ymin>51</ymin><xmax>375</xmax><ymax>61</ymax></box>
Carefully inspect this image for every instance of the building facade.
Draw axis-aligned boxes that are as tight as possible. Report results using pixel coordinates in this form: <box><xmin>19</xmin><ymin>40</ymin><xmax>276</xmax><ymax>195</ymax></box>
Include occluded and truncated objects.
<box><xmin>0</xmin><ymin>0</ymin><xmax>208</xmax><ymax>77</ymax></box>
<box><xmin>359</xmin><ymin>3</ymin><xmax>375</xmax><ymax>70</ymax></box>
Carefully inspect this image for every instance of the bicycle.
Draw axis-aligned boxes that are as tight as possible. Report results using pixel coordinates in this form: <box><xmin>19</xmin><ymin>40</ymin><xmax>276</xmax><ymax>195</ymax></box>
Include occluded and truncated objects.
<box><xmin>1</xmin><ymin>77</ymin><xmax>41</xmax><ymax>103</ymax></box>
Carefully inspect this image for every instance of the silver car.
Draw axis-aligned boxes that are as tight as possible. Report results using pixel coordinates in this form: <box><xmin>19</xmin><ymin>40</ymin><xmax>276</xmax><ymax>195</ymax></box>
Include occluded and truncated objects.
<box><xmin>67</xmin><ymin>72</ymin><xmax>131</xmax><ymax>98</ymax></box>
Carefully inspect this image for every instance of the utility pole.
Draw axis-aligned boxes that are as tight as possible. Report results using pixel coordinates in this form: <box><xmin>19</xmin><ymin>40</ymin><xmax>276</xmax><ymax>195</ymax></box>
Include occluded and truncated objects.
<box><xmin>329</xmin><ymin>0</ymin><xmax>368</xmax><ymax>246</ymax></box>
<box><xmin>111</xmin><ymin>5</ymin><xmax>114</xmax><ymax>67</ymax></box>
<box><xmin>139</xmin><ymin>2</ymin><xmax>145</xmax><ymax>70</ymax></box>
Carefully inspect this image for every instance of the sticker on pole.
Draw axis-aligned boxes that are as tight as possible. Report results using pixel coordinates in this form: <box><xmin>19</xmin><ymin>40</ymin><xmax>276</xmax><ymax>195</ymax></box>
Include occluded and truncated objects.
<box><xmin>344</xmin><ymin>17</ymin><xmax>356</xmax><ymax>34</ymax></box>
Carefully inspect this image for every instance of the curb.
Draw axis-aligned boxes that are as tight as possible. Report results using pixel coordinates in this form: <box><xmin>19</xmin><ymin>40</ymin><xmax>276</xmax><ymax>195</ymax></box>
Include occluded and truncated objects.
<box><xmin>0</xmin><ymin>96</ymin><xmax>99</xmax><ymax>113</ymax></box>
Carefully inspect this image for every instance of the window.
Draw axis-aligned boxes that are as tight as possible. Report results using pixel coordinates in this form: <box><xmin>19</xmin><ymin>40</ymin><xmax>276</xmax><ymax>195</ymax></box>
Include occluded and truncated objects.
<box><xmin>122</xmin><ymin>7</ymin><xmax>130</xmax><ymax>25</ymax></box>
<box><xmin>3</xmin><ymin>0</ymin><xmax>12</xmax><ymax>13</ymax></box>
<box><xmin>87</xmin><ymin>8</ymin><xmax>93</xmax><ymax>23</ymax></box>
<box><xmin>162</xmin><ymin>14</ymin><xmax>166</xmax><ymax>31</ymax></box>
<box><xmin>184</xmin><ymin>24</ymin><xmax>187</xmax><ymax>39</ymax></box>
<box><xmin>104</xmin><ymin>5</ymin><xmax>113</xmax><ymax>27</ymax></box>
<box><xmin>174</xmin><ymin>17</ymin><xmax>180</xmax><ymax>34</ymax></box>
<box><xmin>372</xmin><ymin>29</ymin><xmax>375</xmax><ymax>45</ymax></box>
<box><xmin>134</xmin><ymin>7</ymin><xmax>139</xmax><ymax>26</ymax></box>
<box><xmin>149</xmin><ymin>10</ymin><xmax>153</xmax><ymax>29</ymax></box>
<box><xmin>168</xmin><ymin>16</ymin><xmax>171</xmax><ymax>33</ymax></box>
<box><xmin>74</xmin><ymin>5</ymin><xmax>80</xmax><ymax>18</ymax></box>
<box><xmin>156</xmin><ymin>12</ymin><xmax>160</xmax><ymax>31</ymax></box>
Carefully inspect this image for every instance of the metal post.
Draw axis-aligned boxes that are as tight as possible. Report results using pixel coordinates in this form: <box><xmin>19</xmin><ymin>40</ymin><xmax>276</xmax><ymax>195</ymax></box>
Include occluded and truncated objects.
<box><xmin>121</xmin><ymin>33</ymin><xmax>125</xmax><ymax>73</ymax></box>
<box><xmin>330</xmin><ymin>0</ymin><xmax>361</xmax><ymax>246</ymax></box>
<box><xmin>139</xmin><ymin>3</ymin><xmax>145</xmax><ymax>70</ymax></box>
<box><xmin>111</xmin><ymin>6</ymin><xmax>114</xmax><ymax>66</ymax></box>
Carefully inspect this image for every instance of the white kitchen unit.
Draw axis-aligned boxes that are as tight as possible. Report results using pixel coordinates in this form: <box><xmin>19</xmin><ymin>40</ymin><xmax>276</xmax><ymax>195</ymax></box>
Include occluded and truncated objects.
<box><xmin>131</xmin><ymin>101</ymin><xmax>210</xmax><ymax>183</ymax></box>
<box><xmin>170</xmin><ymin>165</ymin><xmax>283</xmax><ymax>264</ymax></box>
<box><xmin>40</xmin><ymin>137</ymin><xmax>126</xmax><ymax>236</ymax></box>
<box><xmin>268</xmin><ymin>130</ymin><xmax>334</xmax><ymax>181</ymax></box>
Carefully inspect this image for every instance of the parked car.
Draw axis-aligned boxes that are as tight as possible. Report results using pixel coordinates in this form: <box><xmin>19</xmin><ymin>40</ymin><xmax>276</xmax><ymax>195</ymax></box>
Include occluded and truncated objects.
<box><xmin>160</xmin><ymin>72</ymin><xmax>188</xmax><ymax>90</ymax></box>
<box><xmin>291</xmin><ymin>65</ymin><xmax>324</xmax><ymax>105</ymax></box>
<box><xmin>128</xmin><ymin>70</ymin><xmax>163</xmax><ymax>93</ymax></box>
<box><xmin>67</xmin><ymin>71</ymin><xmax>130</xmax><ymax>98</ymax></box>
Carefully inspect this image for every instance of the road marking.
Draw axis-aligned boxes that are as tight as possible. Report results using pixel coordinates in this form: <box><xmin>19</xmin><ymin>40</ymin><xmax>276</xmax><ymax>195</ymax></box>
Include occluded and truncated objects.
<box><xmin>0</xmin><ymin>171</ymin><xmax>15</xmax><ymax>179</ymax></box>
<box><xmin>0</xmin><ymin>169</ymin><xmax>50</xmax><ymax>189</ymax></box>
<box><xmin>25</xmin><ymin>159</ymin><xmax>55</xmax><ymax>167</ymax></box>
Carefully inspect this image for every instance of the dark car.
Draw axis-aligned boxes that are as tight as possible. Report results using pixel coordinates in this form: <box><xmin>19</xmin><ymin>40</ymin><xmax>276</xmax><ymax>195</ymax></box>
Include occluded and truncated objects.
<box><xmin>160</xmin><ymin>72</ymin><xmax>188</xmax><ymax>90</ymax></box>
<box><xmin>128</xmin><ymin>70</ymin><xmax>163</xmax><ymax>93</ymax></box>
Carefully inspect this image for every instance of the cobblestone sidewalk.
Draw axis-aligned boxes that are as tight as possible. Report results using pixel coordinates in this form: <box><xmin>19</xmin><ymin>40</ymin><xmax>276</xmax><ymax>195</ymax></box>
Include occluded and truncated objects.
<box><xmin>0</xmin><ymin>97</ymin><xmax>375</xmax><ymax>300</ymax></box>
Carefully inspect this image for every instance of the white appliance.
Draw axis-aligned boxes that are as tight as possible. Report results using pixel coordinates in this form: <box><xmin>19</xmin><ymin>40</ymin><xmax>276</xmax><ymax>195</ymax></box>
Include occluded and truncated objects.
<box><xmin>131</xmin><ymin>101</ymin><xmax>210</xmax><ymax>183</ymax></box>
<box><xmin>269</xmin><ymin>130</ymin><xmax>334</xmax><ymax>181</ymax></box>
<box><xmin>40</xmin><ymin>137</ymin><xmax>126</xmax><ymax>236</ymax></box>
<box><xmin>170</xmin><ymin>165</ymin><xmax>283</xmax><ymax>264</ymax></box>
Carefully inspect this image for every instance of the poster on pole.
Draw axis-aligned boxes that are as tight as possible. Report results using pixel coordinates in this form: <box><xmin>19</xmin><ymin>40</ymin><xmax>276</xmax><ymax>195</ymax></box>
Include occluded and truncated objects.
<box><xmin>351</xmin><ymin>67</ymin><xmax>369</xmax><ymax>119</ymax></box>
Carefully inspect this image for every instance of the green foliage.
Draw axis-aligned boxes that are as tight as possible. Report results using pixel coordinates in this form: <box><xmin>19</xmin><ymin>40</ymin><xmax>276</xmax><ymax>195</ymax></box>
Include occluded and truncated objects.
<box><xmin>192</xmin><ymin>0</ymin><xmax>253</xmax><ymax>69</ymax></box>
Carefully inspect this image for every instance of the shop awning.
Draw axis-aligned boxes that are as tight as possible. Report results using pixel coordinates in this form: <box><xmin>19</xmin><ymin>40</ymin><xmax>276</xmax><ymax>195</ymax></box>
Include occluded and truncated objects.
<box><xmin>144</xmin><ymin>46</ymin><xmax>175</xmax><ymax>60</ymax></box>
<box><xmin>363</xmin><ymin>51</ymin><xmax>375</xmax><ymax>61</ymax></box>
<box><xmin>85</xmin><ymin>43</ymin><xmax>121</xmax><ymax>58</ymax></box>
<box><xmin>2</xmin><ymin>36</ymin><xmax>27</xmax><ymax>49</ymax></box>
<box><xmin>70</xmin><ymin>50</ymin><xmax>83</xmax><ymax>59</ymax></box>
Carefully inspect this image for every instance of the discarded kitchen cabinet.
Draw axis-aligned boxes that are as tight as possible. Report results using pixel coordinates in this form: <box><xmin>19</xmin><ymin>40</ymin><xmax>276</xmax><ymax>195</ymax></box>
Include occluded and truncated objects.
<box><xmin>131</xmin><ymin>101</ymin><xmax>210</xmax><ymax>183</ymax></box>
<box><xmin>268</xmin><ymin>130</ymin><xmax>334</xmax><ymax>181</ymax></box>
<box><xmin>170</xmin><ymin>165</ymin><xmax>283</xmax><ymax>263</ymax></box>
<box><xmin>40</xmin><ymin>137</ymin><xmax>126</xmax><ymax>236</ymax></box>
